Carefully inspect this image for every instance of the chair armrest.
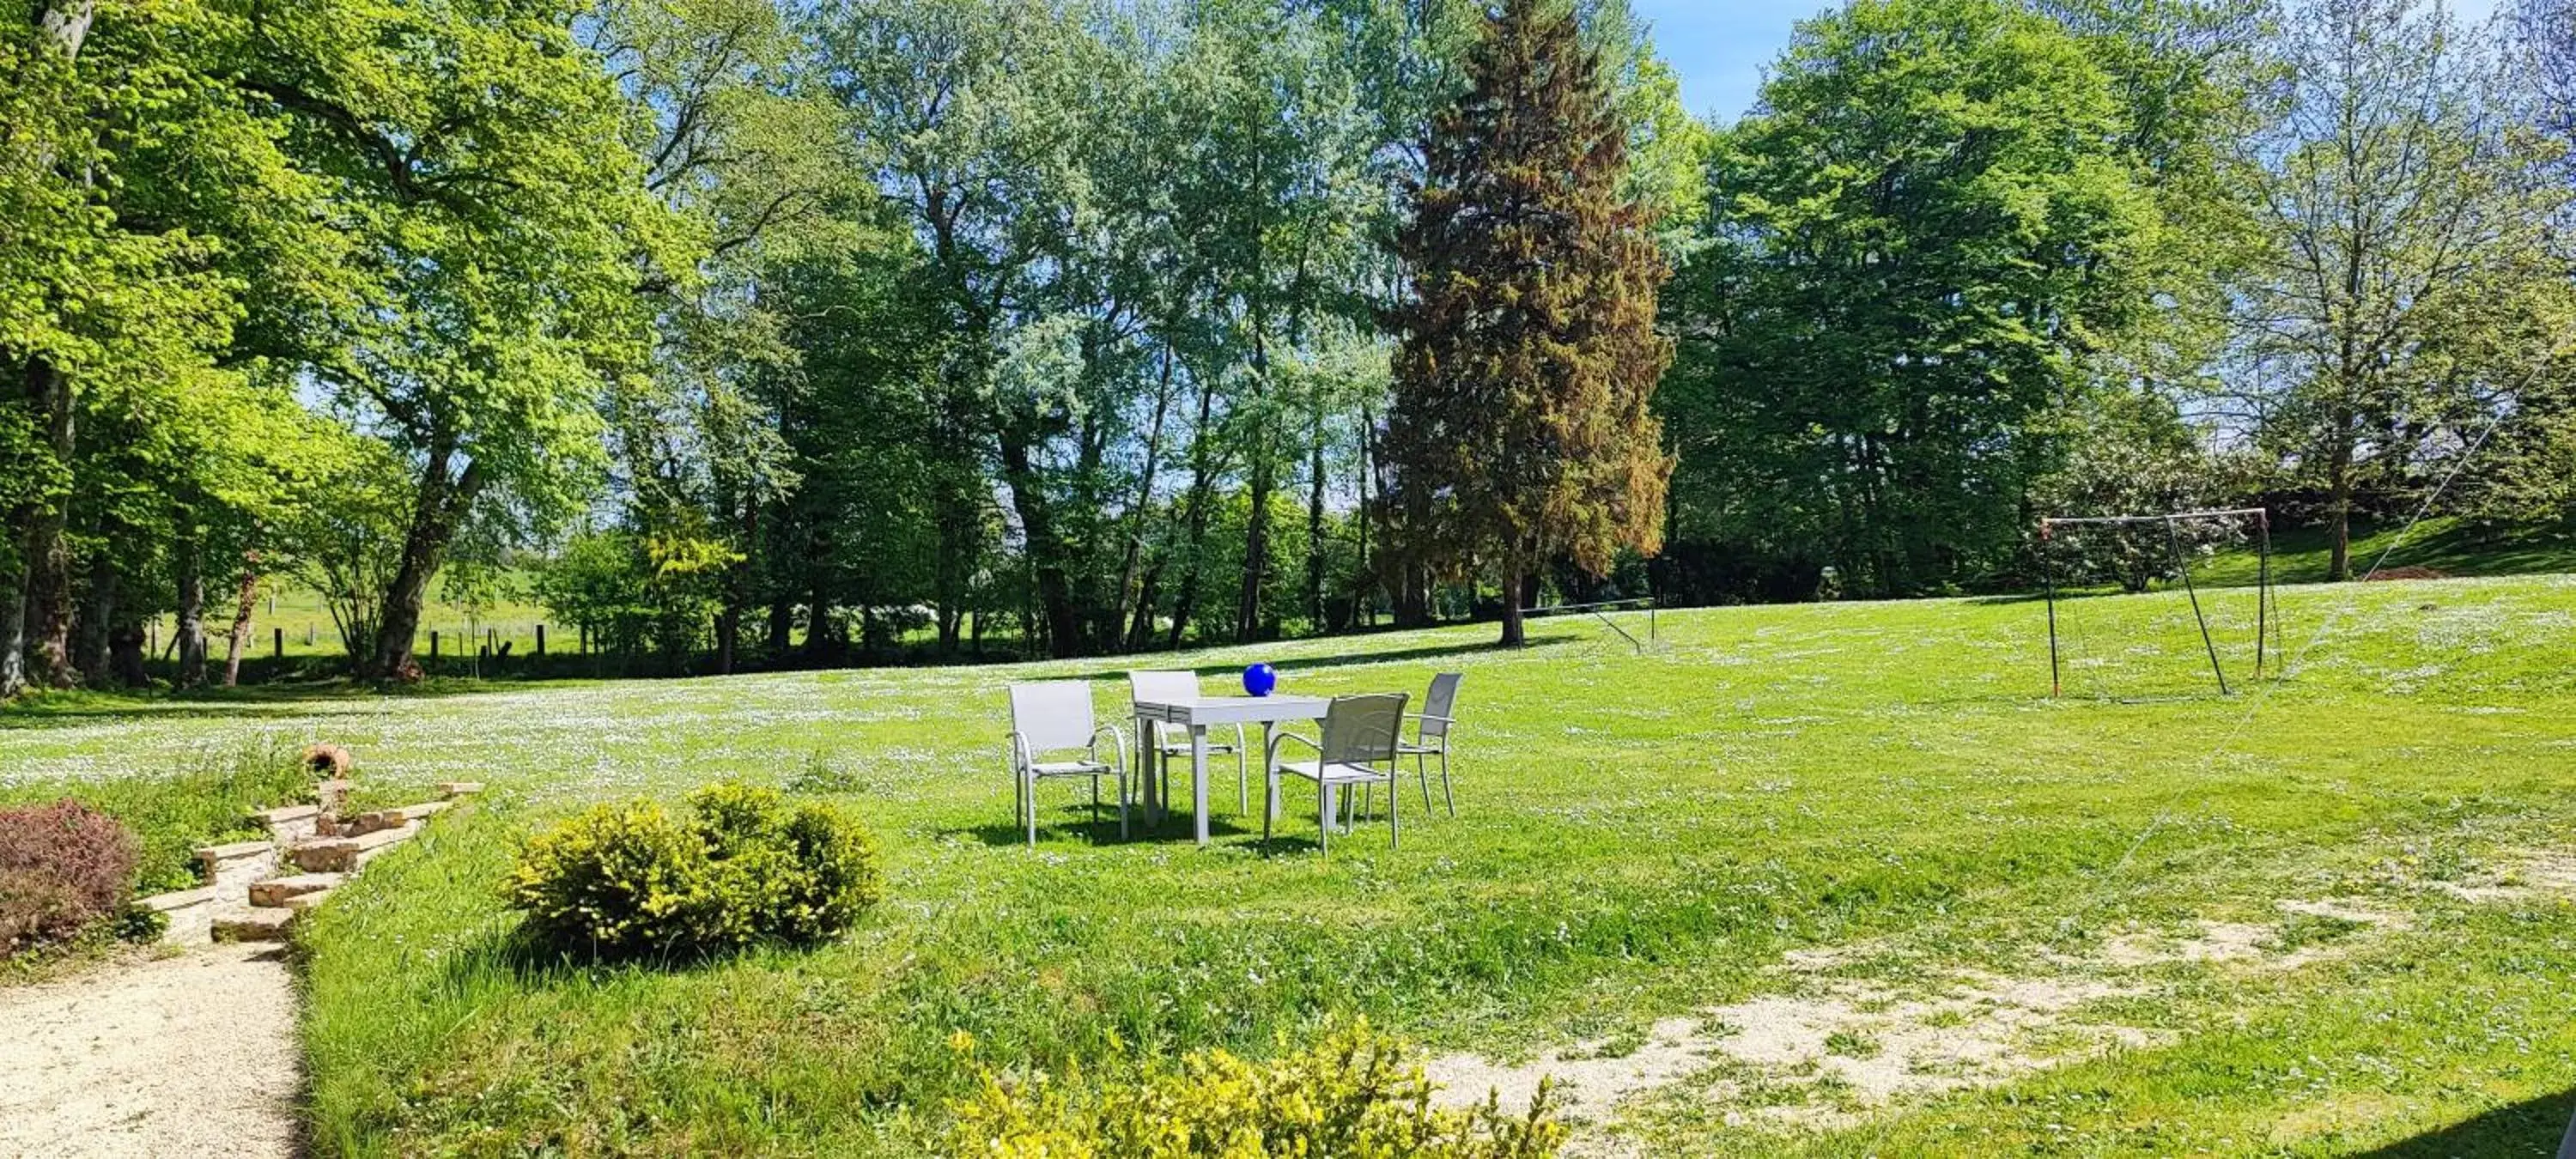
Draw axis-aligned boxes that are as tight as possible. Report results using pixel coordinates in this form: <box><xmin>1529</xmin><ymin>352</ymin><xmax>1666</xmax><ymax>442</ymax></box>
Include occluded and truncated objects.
<box><xmin>1405</xmin><ymin>713</ymin><xmax>1456</xmax><ymax>725</ymax></box>
<box><xmin>1006</xmin><ymin>731</ymin><xmax>1032</xmax><ymax>772</ymax></box>
<box><xmin>1266</xmin><ymin>729</ymin><xmax>1321</xmax><ymax>767</ymax></box>
<box><xmin>1089</xmin><ymin>723</ymin><xmax>1130</xmax><ymax>771</ymax></box>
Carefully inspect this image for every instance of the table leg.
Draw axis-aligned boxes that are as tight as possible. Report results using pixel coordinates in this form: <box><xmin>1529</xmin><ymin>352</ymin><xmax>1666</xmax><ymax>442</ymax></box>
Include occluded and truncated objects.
<box><xmin>1133</xmin><ymin>713</ymin><xmax>1150</xmax><ymax>824</ymax></box>
<box><xmin>1260</xmin><ymin>721</ymin><xmax>1280</xmax><ymax>828</ymax></box>
<box><xmin>1191</xmin><ymin>725</ymin><xmax>1212</xmax><ymax>846</ymax></box>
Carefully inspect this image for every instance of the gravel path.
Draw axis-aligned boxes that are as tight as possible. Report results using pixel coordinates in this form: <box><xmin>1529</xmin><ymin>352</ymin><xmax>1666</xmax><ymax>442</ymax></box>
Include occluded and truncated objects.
<box><xmin>0</xmin><ymin>944</ymin><xmax>300</xmax><ymax>1158</ymax></box>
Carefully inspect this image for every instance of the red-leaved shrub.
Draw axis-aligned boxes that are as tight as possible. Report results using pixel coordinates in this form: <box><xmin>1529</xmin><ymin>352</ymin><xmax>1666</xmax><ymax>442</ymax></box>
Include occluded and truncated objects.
<box><xmin>0</xmin><ymin>800</ymin><xmax>140</xmax><ymax>953</ymax></box>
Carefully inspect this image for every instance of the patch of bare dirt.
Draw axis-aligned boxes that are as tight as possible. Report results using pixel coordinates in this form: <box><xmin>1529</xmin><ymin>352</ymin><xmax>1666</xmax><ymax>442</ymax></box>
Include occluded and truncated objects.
<box><xmin>1427</xmin><ymin>971</ymin><xmax>2159</xmax><ymax>1135</ymax></box>
<box><xmin>2421</xmin><ymin>852</ymin><xmax>2576</xmax><ymax>903</ymax></box>
<box><xmin>0</xmin><ymin>943</ymin><xmax>300</xmax><ymax>1158</ymax></box>
<box><xmin>1425</xmin><ymin>894</ymin><xmax>2417</xmax><ymax>1147</ymax></box>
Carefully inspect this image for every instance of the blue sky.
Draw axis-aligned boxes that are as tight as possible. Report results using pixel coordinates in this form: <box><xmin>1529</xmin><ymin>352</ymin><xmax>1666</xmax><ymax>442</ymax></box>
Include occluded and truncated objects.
<box><xmin>1626</xmin><ymin>0</ymin><xmax>1836</xmax><ymax>122</ymax></box>
<box><xmin>1628</xmin><ymin>0</ymin><xmax>2507</xmax><ymax>124</ymax></box>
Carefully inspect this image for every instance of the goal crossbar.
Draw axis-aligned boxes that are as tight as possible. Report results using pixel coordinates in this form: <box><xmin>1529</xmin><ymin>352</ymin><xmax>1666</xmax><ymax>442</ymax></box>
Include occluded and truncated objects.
<box><xmin>2041</xmin><ymin>507</ymin><xmax>2269</xmax><ymax>529</ymax></box>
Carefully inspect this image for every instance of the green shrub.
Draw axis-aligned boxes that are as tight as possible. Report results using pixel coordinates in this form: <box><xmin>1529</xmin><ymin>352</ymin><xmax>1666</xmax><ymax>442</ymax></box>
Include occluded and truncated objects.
<box><xmin>0</xmin><ymin>738</ymin><xmax>313</xmax><ymax>893</ymax></box>
<box><xmin>504</xmin><ymin>782</ymin><xmax>881</xmax><ymax>958</ymax></box>
<box><xmin>946</xmin><ymin>1022</ymin><xmax>1565</xmax><ymax>1158</ymax></box>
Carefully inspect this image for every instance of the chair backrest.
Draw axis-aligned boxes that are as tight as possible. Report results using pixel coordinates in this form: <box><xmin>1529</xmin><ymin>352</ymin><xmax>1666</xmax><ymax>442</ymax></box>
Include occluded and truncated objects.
<box><xmin>1419</xmin><ymin>672</ymin><xmax>1462</xmax><ymax>737</ymax></box>
<box><xmin>1009</xmin><ymin>682</ymin><xmax>1096</xmax><ymax>754</ymax></box>
<box><xmin>1127</xmin><ymin>670</ymin><xmax>1200</xmax><ymax>707</ymax></box>
<box><xmin>1320</xmin><ymin>692</ymin><xmax>1407</xmax><ymax>766</ymax></box>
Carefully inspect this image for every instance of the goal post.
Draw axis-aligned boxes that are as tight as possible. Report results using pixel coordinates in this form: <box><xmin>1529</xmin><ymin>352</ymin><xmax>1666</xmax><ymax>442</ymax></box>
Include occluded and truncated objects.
<box><xmin>2038</xmin><ymin>507</ymin><xmax>2277</xmax><ymax>698</ymax></box>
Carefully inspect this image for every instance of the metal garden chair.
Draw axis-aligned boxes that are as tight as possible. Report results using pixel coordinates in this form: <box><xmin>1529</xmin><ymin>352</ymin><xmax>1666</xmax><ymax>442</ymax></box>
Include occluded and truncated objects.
<box><xmin>1006</xmin><ymin>682</ymin><xmax>1130</xmax><ymax>848</ymax></box>
<box><xmin>1129</xmin><ymin>670</ymin><xmax>1250</xmax><ymax>814</ymax></box>
<box><xmin>1400</xmin><ymin>672</ymin><xmax>1461</xmax><ymax>817</ymax></box>
<box><xmin>1263</xmin><ymin>692</ymin><xmax>1408</xmax><ymax>854</ymax></box>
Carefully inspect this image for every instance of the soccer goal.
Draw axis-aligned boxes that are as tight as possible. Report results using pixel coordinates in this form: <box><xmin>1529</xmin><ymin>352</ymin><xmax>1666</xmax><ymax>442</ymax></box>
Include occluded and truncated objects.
<box><xmin>2038</xmin><ymin>507</ymin><xmax>2281</xmax><ymax>698</ymax></box>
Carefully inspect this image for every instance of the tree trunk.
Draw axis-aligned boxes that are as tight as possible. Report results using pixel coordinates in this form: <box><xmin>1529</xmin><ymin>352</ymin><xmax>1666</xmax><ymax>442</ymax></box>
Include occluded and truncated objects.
<box><xmin>1355</xmin><ymin>407</ymin><xmax>1373</xmax><ymax>628</ymax></box>
<box><xmin>368</xmin><ymin>448</ymin><xmax>478</xmax><ymax>680</ymax></box>
<box><xmin>22</xmin><ymin>359</ymin><xmax>78</xmax><ymax>689</ymax></box>
<box><xmin>1127</xmin><ymin>560</ymin><xmax>1164</xmax><ymax>651</ymax></box>
<box><xmin>2327</xmin><ymin>458</ymin><xmax>2354</xmax><ymax>582</ymax></box>
<box><xmin>174</xmin><ymin>531</ymin><xmax>207</xmax><ymax>688</ymax></box>
<box><xmin>1498</xmin><ymin>561</ymin><xmax>1528</xmax><ymax>646</ymax></box>
<box><xmin>1166</xmin><ymin>378</ymin><xmax>1221</xmax><ymax>650</ymax></box>
<box><xmin>1236</xmin><ymin>447</ymin><xmax>1274</xmax><ymax>644</ymax></box>
<box><xmin>75</xmin><ymin>546</ymin><xmax>113</xmax><ymax>683</ymax></box>
<box><xmin>1304</xmin><ymin>400</ymin><xmax>1327</xmax><ymax>634</ymax></box>
<box><xmin>0</xmin><ymin>559</ymin><xmax>27</xmax><ymax>698</ymax></box>
<box><xmin>17</xmin><ymin>4</ymin><xmax>96</xmax><ymax>691</ymax></box>
<box><xmin>107</xmin><ymin>614</ymin><xmax>144</xmax><ymax>687</ymax></box>
<box><xmin>1114</xmin><ymin>345</ymin><xmax>1176</xmax><ymax>647</ymax></box>
<box><xmin>222</xmin><ymin>547</ymin><xmax>260</xmax><ymax>687</ymax></box>
<box><xmin>767</xmin><ymin>593</ymin><xmax>793</xmax><ymax>655</ymax></box>
<box><xmin>997</xmin><ymin>428</ymin><xmax>1081</xmax><ymax>658</ymax></box>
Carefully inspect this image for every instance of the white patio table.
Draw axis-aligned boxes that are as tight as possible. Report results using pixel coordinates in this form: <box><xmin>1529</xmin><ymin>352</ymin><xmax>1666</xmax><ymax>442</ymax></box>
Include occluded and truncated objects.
<box><xmin>1132</xmin><ymin>694</ymin><xmax>1332</xmax><ymax>846</ymax></box>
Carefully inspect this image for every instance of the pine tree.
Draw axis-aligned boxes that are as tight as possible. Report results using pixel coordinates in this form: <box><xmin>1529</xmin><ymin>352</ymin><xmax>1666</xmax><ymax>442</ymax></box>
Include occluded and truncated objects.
<box><xmin>1382</xmin><ymin>0</ymin><xmax>1674</xmax><ymax>646</ymax></box>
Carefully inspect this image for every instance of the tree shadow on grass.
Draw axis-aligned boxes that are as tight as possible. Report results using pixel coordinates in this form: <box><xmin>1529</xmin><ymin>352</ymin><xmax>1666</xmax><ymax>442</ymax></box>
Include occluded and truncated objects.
<box><xmin>2347</xmin><ymin>1087</ymin><xmax>2575</xmax><ymax>1158</ymax></box>
<box><xmin>1064</xmin><ymin>634</ymin><xmax>1574</xmax><ymax>684</ymax></box>
<box><xmin>437</xmin><ymin>915</ymin><xmax>790</xmax><ymax>986</ymax></box>
<box><xmin>0</xmin><ymin>677</ymin><xmax>589</xmax><ymax>731</ymax></box>
<box><xmin>939</xmin><ymin>803</ymin><xmax>1262</xmax><ymax>848</ymax></box>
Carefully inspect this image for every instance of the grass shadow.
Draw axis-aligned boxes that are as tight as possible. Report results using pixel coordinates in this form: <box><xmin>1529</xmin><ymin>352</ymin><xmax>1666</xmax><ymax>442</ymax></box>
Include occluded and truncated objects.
<box><xmin>939</xmin><ymin>804</ymin><xmax>1263</xmax><ymax>847</ymax></box>
<box><xmin>2346</xmin><ymin>1087</ymin><xmax>2575</xmax><ymax>1157</ymax></box>
<box><xmin>436</xmin><ymin>914</ymin><xmax>808</xmax><ymax>986</ymax></box>
<box><xmin>1066</xmin><ymin>634</ymin><xmax>1574</xmax><ymax>684</ymax></box>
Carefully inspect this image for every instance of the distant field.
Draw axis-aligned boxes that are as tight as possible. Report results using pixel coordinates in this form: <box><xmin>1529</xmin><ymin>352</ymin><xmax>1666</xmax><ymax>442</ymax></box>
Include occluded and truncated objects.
<box><xmin>148</xmin><ymin>575</ymin><xmax>557</xmax><ymax>667</ymax></box>
<box><xmin>2196</xmin><ymin>514</ymin><xmax>2576</xmax><ymax>586</ymax></box>
<box><xmin>9</xmin><ymin>571</ymin><xmax>2576</xmax><ymax>1155</ymax></box>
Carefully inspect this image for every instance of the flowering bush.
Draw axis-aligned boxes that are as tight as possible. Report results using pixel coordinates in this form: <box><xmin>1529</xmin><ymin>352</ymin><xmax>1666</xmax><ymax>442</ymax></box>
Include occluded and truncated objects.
<box><xmin>0</xmin><ymin>800</ymin><xmax>140</xmax><ymax>955</ymax></box>
<box><xmin>947</xmin><ymin>1022</ymin><xmax>1565</xmax><ymax>1157</ymax></box>
<box><xmin>504</xmin><ymin>782</ymin><xmax>880</xmax><ymax>959</ymax></box>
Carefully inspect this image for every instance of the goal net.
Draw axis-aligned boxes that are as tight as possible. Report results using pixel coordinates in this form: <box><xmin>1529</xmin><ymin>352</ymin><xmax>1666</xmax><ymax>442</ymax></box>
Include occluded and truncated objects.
<box><xmin>2038</xmin><ymin>508</ymin><xmax>2283</xmax><ymax>700</ymax></box>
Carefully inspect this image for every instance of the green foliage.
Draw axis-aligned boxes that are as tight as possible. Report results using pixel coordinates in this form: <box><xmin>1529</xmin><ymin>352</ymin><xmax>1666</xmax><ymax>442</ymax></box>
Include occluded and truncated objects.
<box><xmin>505</xmin><ymin>781</ymin><xmax>881</xmax><ymax>958</ymax></box>
<box><xmin>0</xmin><ymin>737</ymin><xmax>314</xmax><ymax>894</ymax></box>
<box><xmin>946</xmin><ymin>1022</ymin><xmax>1566</xmax><ymax>1158</ymax></box>
<box><xmin>535</xmin><ymin>527</ymin><xmax>733</xmax><ymax>666</ymax></box>
<box><xmin>1384</xmin><ymin>0</ymin><xmax>1675</xmax><ymax>644</ymax></box>
<box><xmin>2227</xmin><ymin>0</ymin><xmax>2572</xmax><ymax>579</ymax></box>
<box><xmin>1663</xmin><ymin>0</ymin><xmax>2160</xmax><ymax>599</ymax></box>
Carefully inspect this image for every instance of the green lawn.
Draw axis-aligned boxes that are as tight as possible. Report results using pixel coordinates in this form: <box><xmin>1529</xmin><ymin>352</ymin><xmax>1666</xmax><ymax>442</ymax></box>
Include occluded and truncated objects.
<box><xmin>2198</xmin><ymin>515</ymin><xmax>2576</xmax><ymax>586</ymax></box>
<box><xmin>7</xmin><ymin>578</ymin><xmax>2576</xmax><ymax>1155</ymax></box>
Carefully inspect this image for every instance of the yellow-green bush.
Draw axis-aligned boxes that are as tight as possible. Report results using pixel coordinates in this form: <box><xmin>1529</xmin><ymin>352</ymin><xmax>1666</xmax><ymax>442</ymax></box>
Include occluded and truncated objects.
<box><xmin>504</xmin><ymin>782</ymin><xmax>881</xmax><ymax>958</ymax></box>
<box><xmin>947</xmin><ymin>1022</ymin><xmax>1564</xmax><ymax>1158</ymax></box>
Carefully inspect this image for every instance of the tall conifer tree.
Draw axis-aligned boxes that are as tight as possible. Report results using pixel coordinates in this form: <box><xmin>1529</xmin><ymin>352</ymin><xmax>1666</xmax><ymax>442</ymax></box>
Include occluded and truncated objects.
<box><xmin>1382</xmin><ymin>0</ymin><xmax>1674</xmax><ymax>645</ymax></box>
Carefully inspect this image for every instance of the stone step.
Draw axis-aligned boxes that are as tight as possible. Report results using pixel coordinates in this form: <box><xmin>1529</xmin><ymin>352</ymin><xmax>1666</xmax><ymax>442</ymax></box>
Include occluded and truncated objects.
<box><xmin>279</xmin><ymin>888</ymin><xmax>336</xmax><ymax>913</ymax></box>
<box><xmin>250</xmin><ymin>803</ymin><xmax>322</xmax><ymax>844</ymax></box>
<box><xmin>137</xmin><ymin>886</ymin><xmax>217</xmax><ymax>946</ymax></box>
<box><xmin>289</xmin><ymin>822</ymin><xmax>418</xmax><ymax>873</ymax></box>
<box><xmin>195</xmin><ymin>840</ymin><xmax>278</xmax><ymax>895</ymax></box>
<box><xmin>345</xmin><ymin>801</ymin><xmax>450</xmax><ymax>836</ymax></box>
<box><xmin>437</xmin><ymin>781</ymin><xmax>484</xmax><ymax>798</ymax></box>
<box><xmin>248</xmin><ymin>872</ymin><xmax>346</xmax><ymax>907</ymax></box>
<box><xmin>212</xmin><ymin>907</ymin><xmax>295</xmax><ymax>943</ymax></box>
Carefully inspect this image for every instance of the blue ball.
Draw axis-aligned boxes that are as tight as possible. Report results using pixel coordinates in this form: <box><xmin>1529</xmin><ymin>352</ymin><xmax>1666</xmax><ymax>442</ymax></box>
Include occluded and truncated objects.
<box><xmin>1242</xmin><ymin>663</ymin><xmax>1278</xmax><ymax>697</ymax></box>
